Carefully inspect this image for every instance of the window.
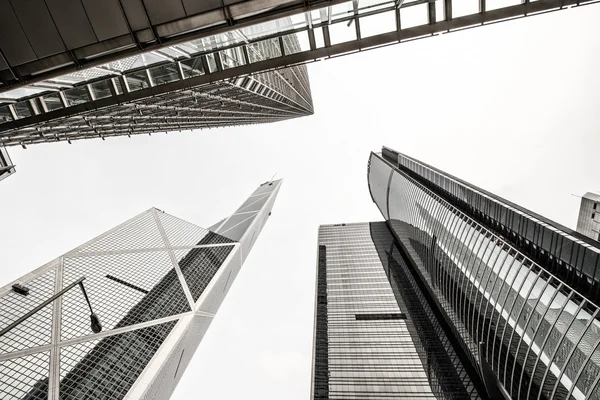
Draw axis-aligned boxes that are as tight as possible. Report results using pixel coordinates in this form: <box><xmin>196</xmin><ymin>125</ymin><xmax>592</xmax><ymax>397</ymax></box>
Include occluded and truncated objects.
<box><xmin>594</xmin><ymin>203</ymin><xmax>597</xmax><ymax>210</ymax></box>
<box><xmin>593</xmin><ymin>213</ymin><xmax>596</xmax><ymax>219</ymax></box>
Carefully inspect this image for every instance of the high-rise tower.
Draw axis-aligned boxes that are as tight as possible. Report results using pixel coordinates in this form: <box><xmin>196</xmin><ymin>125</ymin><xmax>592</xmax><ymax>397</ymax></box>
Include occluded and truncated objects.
<box><xmin>0</xmin><ymin>21</ymin><xmax>312</xmax><ymax>148</ymax></box>
<box><xmin>576</xmin><ymin>192</ymin><xmax>600</xmax><ymax>242</ymax></box>
<box><xmin>0</xmin><ymin>146</ymin><xmax>15</xmax><ymax>181</ymax></box>
<box><xmin>312</xmin><ymin>146</ymin><xmax>600</xmax><ymax>400</ymax></box>
<box><xmin>0</xmin><ymin>179</ymin><xmax>281</xmax><ymax>400</ymax></box>
<box><xmin>314</xmin><ymin>222</ymin><xmax>482</xmax><ymax>399</ymax></box>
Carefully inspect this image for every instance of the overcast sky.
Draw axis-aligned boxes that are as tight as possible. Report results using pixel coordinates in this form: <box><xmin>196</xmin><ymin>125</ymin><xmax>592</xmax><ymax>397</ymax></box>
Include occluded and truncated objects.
<box><xmin>1</xmin><ymin>5</ymin><xmax>600</xmax><ymax>400</ymax></box>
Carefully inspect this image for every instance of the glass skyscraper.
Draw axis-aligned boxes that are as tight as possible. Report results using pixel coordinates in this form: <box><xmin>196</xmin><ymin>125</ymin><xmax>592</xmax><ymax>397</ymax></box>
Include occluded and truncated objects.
<box><xmin>312</xmin><ymin>146</ymin><xmax>600</xmax><ymax>400</ymax></box>
<box><xmin>0</xmin><ymin>146</ymin><xmax>15</xmax><ymax>181</ymax></box>
<box><xmin>0</xmin><ymin>179</ymin><xmax>281</xmax><ymax>400</ymax></box>
<box><xmin>0</xmin><ymin>20</ymin><xmax>312</xmax><ymax>148</ymax></box>
<box><xmin>314</xmin><ymin>222</ymin><xmax>481</xmax><ymax>399</ymax></box>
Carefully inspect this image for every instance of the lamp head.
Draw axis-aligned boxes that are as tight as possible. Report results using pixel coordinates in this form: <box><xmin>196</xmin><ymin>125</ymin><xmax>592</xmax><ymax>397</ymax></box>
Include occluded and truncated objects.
<box><xmin>90</xmin><ymin>313</ymin><xmax>102</xmax><ymax>333</ymax></box>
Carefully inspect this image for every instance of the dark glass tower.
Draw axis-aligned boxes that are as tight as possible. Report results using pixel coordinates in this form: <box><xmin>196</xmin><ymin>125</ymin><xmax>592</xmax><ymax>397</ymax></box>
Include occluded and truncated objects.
<box><xmin>312</xmin><ymin>147</ymin><xmax>600</xmax><ymax>400</ymax></box>
<box><xmin>0</xmin><ymin>180</ymin><xmax>281</xmax><ymax>400</ymax></box>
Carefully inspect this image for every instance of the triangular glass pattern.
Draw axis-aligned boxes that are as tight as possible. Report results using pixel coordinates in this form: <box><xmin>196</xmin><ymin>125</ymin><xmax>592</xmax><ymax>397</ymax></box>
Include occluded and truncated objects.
<box><xmin>235</xmin><ymin>193</ymin><xmax>268</xmax><ymax>211</ymax></box>
<box><xmin>218</xmin><ymin>214</ymin><xmax>257</xmax><ymax>242</ymax></box>
<box><xmin>156</xmin><ymin>211</ymin><xmax>209</xmax><ymax>247</ymax></box>
<box><xmin>174</xmin><ymin>245</ymin><xmax>235</xmax><ymax>302</ymax></box>
<box><xmin>73</xmin><ymin>211</ymin><xmax>164</xmax><ymax>254</ymax></box>
<box><xmin>59</xmin><ymin>320</ymin><xmax>177</xmax><ymax>400</ymax></box>
<box><xmin>198</xmin><ymin>252</ymin><xmax>242</xmax><ymax>315</ymax></box>
<box><xmin>61</xmin><ymin>250</ymin><xmax>190</xmax><ymax>341</ymax></box>
<box><xmin>200</xmin><ymin>231</ymin><xmax>237</xmax><ymax>245</ymax></box>
<box><xmin>236</xmin><ymin>193</ymin><xmax>270</xmax><ymax>213</ymax></box>
<box><xmin>0</xmin><ymin>351</ymin><xmax>49</xmax><ymax>400</ymax></box>
<box><xmin>207</xmin><ymin>217</ymin><xmax>227</xmax><ymax>233</ymax></box>
<box><xmin>0</xmin><ymin>267</ymin><xmax>56</xmax><ymax>355</ymax></box>
<box><xmin>251</xmin><ymin>182</ymin><xmax>277</xmax><ymax>196</ymax></box>
<box><xmin>217</xmin><ymin>213</ymin><xmax>256</xmax><ymax>236</ymax></box>
<box><xmin>0</xmin><ymin>303</ymin><xmax>53</xmax><ymax>355</ymax></box>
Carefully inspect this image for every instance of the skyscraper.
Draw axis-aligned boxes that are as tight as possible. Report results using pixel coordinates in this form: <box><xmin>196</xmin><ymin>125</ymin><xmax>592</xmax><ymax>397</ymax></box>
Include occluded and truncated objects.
<box><xmin>0</xmin><ymin>16</ymin><xmax>312</xmax><ymax>182</ymax></box>
<box><xmin>0</xmin><ymin>146</ymin><xmax>15</xmax><ymax>181</ymax></box>
<box><xmin>0</xmin><ymin>20</ymin><xmax>312</xmax><ymax>148</ymax></box>
<box><xmin>314</xmin><ymin>222</ymin><xmax>482</xmax><ymax>399</ymax></box>
<box><xmin>576</xmin><ymin>192</ymin><xmax>600</xmax><ymax>242</ymax></box>
<box><xmin>0</xmin><ymin>179</ymin><xmax>281</xmax><ymax>400</ymax></box>
<box><xmin>312</xmin><ymin>146</ymin><xmax>600</xmax><ymax>399</ymax></box>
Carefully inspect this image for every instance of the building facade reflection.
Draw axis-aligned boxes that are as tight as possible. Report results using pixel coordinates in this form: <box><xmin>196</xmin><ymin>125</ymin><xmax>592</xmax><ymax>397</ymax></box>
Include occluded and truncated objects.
<box><xmin>367</xmin><ymin>147</ymin><xmax>600</xmax><ymax>400</ymax></box>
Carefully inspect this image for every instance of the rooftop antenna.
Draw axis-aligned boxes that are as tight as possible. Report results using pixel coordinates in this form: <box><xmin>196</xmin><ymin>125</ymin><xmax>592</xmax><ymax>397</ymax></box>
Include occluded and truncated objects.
<box><xmin>269</xmin><ymin>173</ymin><xmax>277</xmax><ymax>183</ymax></box>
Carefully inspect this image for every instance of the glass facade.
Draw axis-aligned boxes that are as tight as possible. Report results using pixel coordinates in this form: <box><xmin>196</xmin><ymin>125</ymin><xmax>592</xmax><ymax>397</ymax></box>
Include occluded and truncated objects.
<box><xmin>313</xmin><ymin>222</ymin><xmax>483</xmax><ymax>399</ymax></box>
<box><xmin>368</xmin><ymin>148</ymin><xmax>600</xmax><ymax>400</ymax></box>
<box><xmin>0</xmin><ymin>180</ymin><xmax>281</xmax><ymax>399</ymax></box>
<box><xmin>0</xmin><ymin>146</ymin><xmax>15</xmax><ymax>181</ymax></box>
<box><xmin>0</xmin><ymin>19</ymin><xmax>312</xmax><ymax>147</ymax></box>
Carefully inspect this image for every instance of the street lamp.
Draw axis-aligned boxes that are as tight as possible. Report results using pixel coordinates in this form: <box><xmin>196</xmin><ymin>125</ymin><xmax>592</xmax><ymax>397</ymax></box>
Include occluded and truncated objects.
<box><xmin>0</xmin><ymin>277</ymin><xmax>102</xmax><ymax>338</ymax></box>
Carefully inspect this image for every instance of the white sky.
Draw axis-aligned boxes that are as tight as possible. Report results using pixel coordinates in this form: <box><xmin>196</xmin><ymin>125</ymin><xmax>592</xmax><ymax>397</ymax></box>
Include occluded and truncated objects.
<box><xmin>1</xmin><ymin>5</ymin><xmax>600</xmax><ymax>399</ymax></box>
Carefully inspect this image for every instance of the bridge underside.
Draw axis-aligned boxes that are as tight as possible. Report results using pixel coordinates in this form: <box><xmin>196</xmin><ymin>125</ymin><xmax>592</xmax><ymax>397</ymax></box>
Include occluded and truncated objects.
<box><xmin>0</xmin><ymin>0</ymin><xmax>338</xmax><ymax>93</ymax></box>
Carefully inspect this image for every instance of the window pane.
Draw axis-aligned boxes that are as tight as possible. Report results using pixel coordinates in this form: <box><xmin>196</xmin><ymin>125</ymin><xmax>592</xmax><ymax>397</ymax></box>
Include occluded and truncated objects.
<box><xmin>0</xmin><ymin>105</ymin><xmax>13</xmax><ymax>123</ymax></box>
<box><xmin>90</xmin><ymin>80</ymin><xmax>112</xmax><ymax>99</ymax></box>
<box><xmin>64</xmin><ymin>86</ymin><xmax>90</xmax><ymax>107</ymax></box>
<box><xmin>220</xmin><ymin>47</ymin><xmax>245</xmax><ymax>69</ymax></box>
<box><xmin>13</xmin><ymin>101</ymin><xmax>32</xmax><ymax>118</ymax></box>
<box><xmin>329</xmin><ymin>21</ymin><xmax>357</xmax><ymax>45</ymax></box>
<box><xmin>42</xmin><ymin>93</ymin><xmax>64</xmax><ymax>111</ymax></box>
<box><xmin>126</xmin><ymin>71</ymin><xmax>150</xmax><ymax>92</ymax></box>
<box><xmin>90</xmin><ymin>80</ymin><xmax>113</xmax><ymax>100</ymax></box>
<box><xmin>247</xmin><ymin>38</ymin><xmax>282</xmax><ymax>63</ymax></box>
<box><xmin>180</xmin><ymin>57</ymin><xmax>204</xmax><ymax>78</ymax></box>
<box><xmin>149</xmin><ymin>63</ymin><xmax>180</xmax><ymax>85</ymax></box>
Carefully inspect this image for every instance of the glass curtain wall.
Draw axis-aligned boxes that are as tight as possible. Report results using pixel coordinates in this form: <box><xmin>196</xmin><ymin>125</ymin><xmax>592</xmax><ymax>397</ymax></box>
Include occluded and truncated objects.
<box><xmin>314</xmin><ymin>222</ymin><xmax>482</xmax><ymax>399</ymax></box>
<box><xmin>368</xmin><ymin>150</ymin><xmax>600</xmax><ymax>400</ymax></box>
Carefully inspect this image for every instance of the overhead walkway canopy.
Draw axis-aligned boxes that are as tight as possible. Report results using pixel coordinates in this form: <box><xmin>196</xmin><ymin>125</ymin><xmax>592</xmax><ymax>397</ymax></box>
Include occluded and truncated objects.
<box><xmin>1</xmin><ymin>0</ymin><xmax>598</xmax><ymax>96</ymax></box>
<box><xmin>0</xmin><ymin>0</ymin><xmax>338</xmax><ymax>93</ymax></box>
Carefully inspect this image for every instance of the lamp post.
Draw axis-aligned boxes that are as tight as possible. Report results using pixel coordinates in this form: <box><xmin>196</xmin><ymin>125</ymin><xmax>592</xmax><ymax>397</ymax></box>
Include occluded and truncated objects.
<box><xmin>0</xmin><ymin>277</ymin><xmax>102</xmax><ymax>338</ymax></box>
